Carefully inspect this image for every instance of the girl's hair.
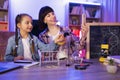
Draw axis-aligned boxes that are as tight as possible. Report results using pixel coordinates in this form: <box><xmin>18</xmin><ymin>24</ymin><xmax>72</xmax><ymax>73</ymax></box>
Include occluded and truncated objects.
<box><xmin>38</xmin><ymin>6</ymin><xmax>54</xmax><ymax>32</ymax></box>
<box><xmin>13</xmin><ymin>13</ymin><xmax>35</xmax><ymax>56</ymax></box>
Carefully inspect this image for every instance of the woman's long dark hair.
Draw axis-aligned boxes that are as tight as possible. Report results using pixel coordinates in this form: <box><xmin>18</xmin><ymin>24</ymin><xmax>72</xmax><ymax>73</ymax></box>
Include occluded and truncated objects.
<box><xmin>38</xmin><ymin>6</ymin><xmax>54</xmax><ymax>32</ymax></box>
<box><xmin>13</xmin><ymin>14</ymin><xmax>35</xmax><ymax>56</ymax></box>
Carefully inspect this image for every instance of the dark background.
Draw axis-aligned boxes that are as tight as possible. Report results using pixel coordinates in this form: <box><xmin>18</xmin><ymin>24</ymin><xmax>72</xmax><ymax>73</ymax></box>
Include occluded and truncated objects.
<box><xmin>32</xmin><ymin>20</ymin><xmax>41</xmax><ymax>38</ymax></box>
<box><xmin>90</xmin><ymin>26</ymin><xmax>120</xmax><ymax>58</ymax></box>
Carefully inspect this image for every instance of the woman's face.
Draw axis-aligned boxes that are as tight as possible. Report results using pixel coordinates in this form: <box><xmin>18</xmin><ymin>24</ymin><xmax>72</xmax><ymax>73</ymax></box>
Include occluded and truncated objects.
<box><xmin>44</xmin><ymin>12</ymin><xmax>57</xmax><ymax>26</ymax></box>
<box><xmin>17</xmin><ymin>16</ymin><xmax>33</xmax><ymax>33</ymax></box>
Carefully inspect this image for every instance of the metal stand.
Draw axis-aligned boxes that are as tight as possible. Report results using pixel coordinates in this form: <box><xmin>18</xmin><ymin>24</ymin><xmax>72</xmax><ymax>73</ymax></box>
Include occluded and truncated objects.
<box><xmin>66</xmin><ymin>36</ymin><xmax>71</xmax><ymax>67</ymax></box>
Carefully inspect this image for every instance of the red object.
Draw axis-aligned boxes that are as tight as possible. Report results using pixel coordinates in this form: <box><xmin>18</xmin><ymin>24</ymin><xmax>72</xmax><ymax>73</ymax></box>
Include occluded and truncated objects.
<box><xmin>72</xmin><ymin>29</ymin><xmax>80</xmax><ymax>37</ymax></box>
<box><xmin>0</xmin><ymin>21</ymin><xmax>8</xmax><ymax>31</ymax></box>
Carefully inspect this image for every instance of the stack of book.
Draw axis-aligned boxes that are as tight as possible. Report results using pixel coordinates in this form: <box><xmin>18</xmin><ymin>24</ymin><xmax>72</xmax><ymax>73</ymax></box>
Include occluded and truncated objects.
<box><xmin>71</xmin><ymin>5</ymin><xmax>84</xmax><ymax>14</ymax></box>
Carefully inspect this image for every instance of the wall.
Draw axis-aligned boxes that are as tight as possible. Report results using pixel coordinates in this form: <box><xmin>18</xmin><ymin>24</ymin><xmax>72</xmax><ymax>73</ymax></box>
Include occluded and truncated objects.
<box><xmin>9</xmin><ymin>0</ymin><xmax>68</xmax><ymax>31</ymax></box>
<box><xmin>9</xmin><ymin>0</ymin><xmax>101</xmax><ymax>32</ymax></box>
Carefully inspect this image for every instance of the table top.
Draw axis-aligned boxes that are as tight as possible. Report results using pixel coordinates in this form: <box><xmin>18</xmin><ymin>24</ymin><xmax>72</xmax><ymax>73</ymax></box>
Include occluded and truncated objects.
<box><xmin>0</xmin><ymin>59</ymin><xmax>120</xmax><ymax>80</ymax></box>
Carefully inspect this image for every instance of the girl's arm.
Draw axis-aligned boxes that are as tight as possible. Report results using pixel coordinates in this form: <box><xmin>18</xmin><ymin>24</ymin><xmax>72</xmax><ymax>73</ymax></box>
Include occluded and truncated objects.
<box><xmin>4</xmin><ymin>37</ymin><xmax>15</xmax><ymax>61</ymax></box>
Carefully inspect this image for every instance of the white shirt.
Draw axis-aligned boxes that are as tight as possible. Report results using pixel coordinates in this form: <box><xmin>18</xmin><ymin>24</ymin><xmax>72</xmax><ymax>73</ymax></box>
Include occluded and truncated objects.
<box><xmin>48</xmin><ymin>30</ymin><xmax>60</xmax><ymax>41</ymax></box>
<box><xmin>22</xmin><ymin>37</ymin><xmax>32</xmax><ymax>60</ymax></box>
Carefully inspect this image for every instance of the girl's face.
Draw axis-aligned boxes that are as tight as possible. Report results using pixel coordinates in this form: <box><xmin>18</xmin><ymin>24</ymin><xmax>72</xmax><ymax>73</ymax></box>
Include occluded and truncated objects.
<box><xmin>17</xmin><ymin>16</ymin><xmax>33</xmax><ymax>33</ymax></box>
<box><xmin>44</xmin><ymin>12</ymin><xmax>57</xmax><ymax>26</ymax></box>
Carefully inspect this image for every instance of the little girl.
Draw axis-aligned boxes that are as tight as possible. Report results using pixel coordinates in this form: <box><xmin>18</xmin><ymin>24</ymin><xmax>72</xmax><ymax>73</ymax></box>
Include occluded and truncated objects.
<box><xmin>5</xmin><ymin>13</ymin><xmax>65</xmax><ymax>61</ymax></box>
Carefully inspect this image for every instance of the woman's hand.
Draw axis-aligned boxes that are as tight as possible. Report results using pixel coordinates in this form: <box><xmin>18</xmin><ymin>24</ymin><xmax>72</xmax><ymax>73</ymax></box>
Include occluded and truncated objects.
<box><xmin>54</xmin><ymin>34</ymin><xmax>66</xmax><ymax>45</ymax></box>
<box><xmin>79</xmin><ymin>24</ymin><xmax>88</xmax><ymax>47</ymax></box>
<box><xmin>81</xmin><ymin>24</ymin><xmax>88</xmax><ymax>41</ymax></box>
<box><xmin>14</xmin><ymin>56</ymin><xmax>24</xmax><ymax>61</ymax></box>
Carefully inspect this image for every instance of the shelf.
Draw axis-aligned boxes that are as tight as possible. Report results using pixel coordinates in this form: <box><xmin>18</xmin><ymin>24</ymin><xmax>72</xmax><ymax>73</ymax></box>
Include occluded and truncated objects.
<box><xmin>69</xmin><ymin>25</ymin><xmax>81</xmax><ymax>30</ymax></box>
<box><xmin>0</xmin><ymin>8</ymin><xmax>8</xmax><ymax>12</ymax></box>
<box><xmin>86</xmin><ymin>17</ymin><xmax>100</xmax><ymax>22</ymax></box>
<box><xmin>69</xmin><ymin>14</ymin><xmax>80</xmax><ymax>16</ymax></box>
<box><xmin>87</xmin><ymin>17</ymin><xmax>100</xmax><ymax>19</ymax></box>
<box><xmin>69</xmin><ymin>1</ymin><xmax>101</xmax><ymax>6</ymax></box>
<box><xmin>0</xmin><ymin>21</ymin><xmax>7</xmax><ymax>23</ymax></box>
<box><xmin>0</xmin><ymin>0</ymin><xmax>8</xmax><ymax>31</ymax></box>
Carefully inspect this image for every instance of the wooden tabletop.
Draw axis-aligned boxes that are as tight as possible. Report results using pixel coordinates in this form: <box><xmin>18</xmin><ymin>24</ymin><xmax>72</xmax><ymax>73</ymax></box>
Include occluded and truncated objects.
<box><xmin>0</xmin><ymin>59</ymin><xmax>120</xmax><ymax>80</ymax></box>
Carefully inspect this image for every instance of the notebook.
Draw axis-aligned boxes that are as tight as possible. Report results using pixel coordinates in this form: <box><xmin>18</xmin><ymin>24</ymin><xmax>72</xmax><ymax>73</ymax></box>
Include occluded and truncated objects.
<box><xmin>14</xmin><ymin>60</ymin><xmax>32</xmax><ymax>63</ymax></box>
<box><xmin>0</xmin><ymin>62</ymin><xmax>22</xmax><ymax>74</ymax></box>
<box><xmin>13</xmin><ymin>61</ymin><xmax>39</xmax><ymax>69</ymax></box>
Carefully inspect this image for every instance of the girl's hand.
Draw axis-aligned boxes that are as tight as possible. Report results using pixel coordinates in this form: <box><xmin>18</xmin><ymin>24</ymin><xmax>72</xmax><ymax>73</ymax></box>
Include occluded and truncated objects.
<box><xmin>14</xmin><ymin>56</ymin><xmax>24</xmax><ymax>61</ymax></box>
<box><xmin>54</xmin><ymin>34</ymin><xmax>66</xmax><ymax>45</ymax></box>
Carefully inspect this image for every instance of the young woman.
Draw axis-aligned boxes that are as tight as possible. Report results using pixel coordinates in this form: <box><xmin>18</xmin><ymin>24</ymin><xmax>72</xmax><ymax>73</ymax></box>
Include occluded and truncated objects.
<box><xmin>5</xmin><ymin>13</ymin><xmax>65</xmax><ymax>61</ymax></box>
<box><xmin>38</xmin><ymin>6</ymin><xmax>87</xmax><ymax>60</ymax></box>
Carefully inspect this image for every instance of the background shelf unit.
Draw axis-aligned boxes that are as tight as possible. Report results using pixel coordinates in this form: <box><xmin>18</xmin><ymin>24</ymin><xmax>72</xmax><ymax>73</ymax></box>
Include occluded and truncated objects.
<box><xmin>0</xmin><ymin>0</ymin><xmax>8</xmax><ymax>31</ymax></box>
<box><xmin>69</xmin><ymin>2</ymin><xmax>102</xmax><ymax>30</ymax></box>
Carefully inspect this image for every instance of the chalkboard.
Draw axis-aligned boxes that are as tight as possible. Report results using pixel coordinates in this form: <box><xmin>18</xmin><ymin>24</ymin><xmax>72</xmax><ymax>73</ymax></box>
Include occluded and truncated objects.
<box><xmin>86</xmin><ymin>23</ymin><xmax>120</xmax><ymax>59</ymax></box>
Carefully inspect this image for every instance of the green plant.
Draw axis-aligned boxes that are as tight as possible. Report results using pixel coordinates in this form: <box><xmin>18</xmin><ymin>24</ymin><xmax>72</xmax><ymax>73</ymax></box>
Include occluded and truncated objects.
<box><xmin>106</xmin><ymin>58</ymin><xmax>117</xmax><ymax>74</ymax></box>
<box><xmin>108</xmin><ymin>59</ymin><xmax>115</xmax><ymax>65</ymax></box>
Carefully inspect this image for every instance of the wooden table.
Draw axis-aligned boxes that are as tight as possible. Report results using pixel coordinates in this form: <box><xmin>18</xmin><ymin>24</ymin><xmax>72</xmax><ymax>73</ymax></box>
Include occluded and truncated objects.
<box><xmin>0</xmin><ymin>59</ymin><xmax>120</xmax><ymax>80</ymax></box>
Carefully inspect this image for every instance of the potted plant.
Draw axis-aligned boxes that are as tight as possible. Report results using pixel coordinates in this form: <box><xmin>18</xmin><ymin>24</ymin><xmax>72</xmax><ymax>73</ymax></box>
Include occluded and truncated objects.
<box><xmin>106</xmin><ymin>58</ymin><xmax>118</xmax><ymax>73</ymax></box>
